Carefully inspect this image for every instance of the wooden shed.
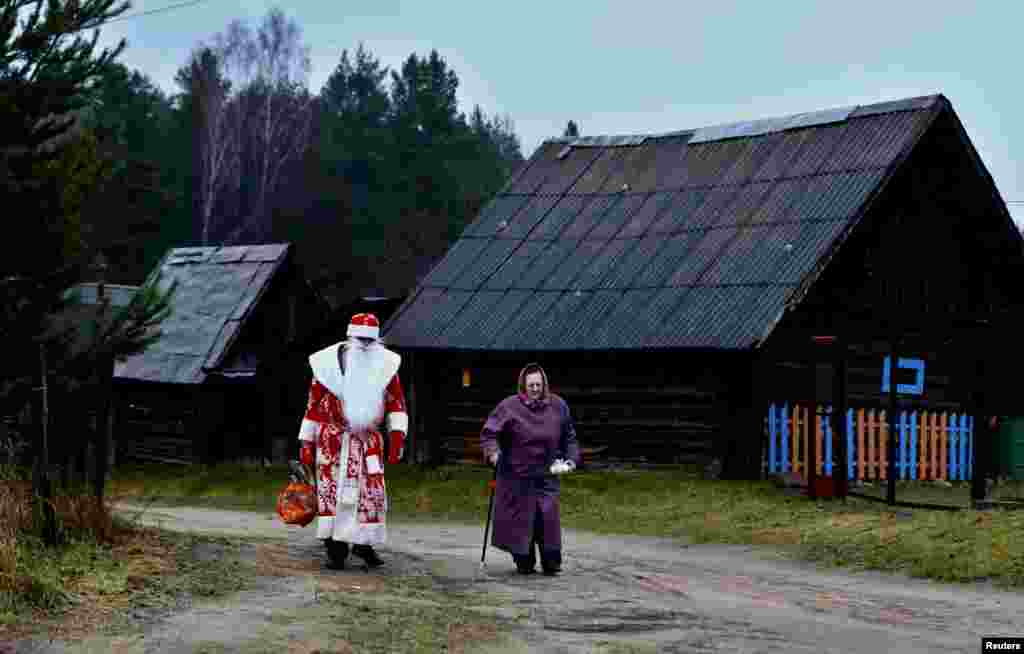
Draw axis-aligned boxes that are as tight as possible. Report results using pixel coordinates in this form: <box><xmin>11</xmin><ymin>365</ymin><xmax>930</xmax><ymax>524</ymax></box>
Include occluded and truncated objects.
<box><xmin>382</xmin><ymin>94</ymin><xmax>1024</xmax><ymax>478</ymax></box>
<box><xmin>113</xmin><ymin>243</ymin><xmax>331</xmax><ymax>464</ymax></box>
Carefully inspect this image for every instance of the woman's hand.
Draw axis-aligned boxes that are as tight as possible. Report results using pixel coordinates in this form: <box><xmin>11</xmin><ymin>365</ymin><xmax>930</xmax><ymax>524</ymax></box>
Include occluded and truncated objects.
<box><xmin>550</xmin><ymin>459</ymin><xmax>575</xmax><ymax>475</ymax></box>
<box><xmin>488</xmin><ymin>450</ymin><xmax>500</xmax><ymax>466</ymax></box>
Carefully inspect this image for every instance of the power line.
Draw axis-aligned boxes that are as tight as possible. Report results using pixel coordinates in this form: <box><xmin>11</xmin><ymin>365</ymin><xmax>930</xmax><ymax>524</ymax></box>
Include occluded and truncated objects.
<box><xmin>106</xmin><ymin>0</ymin><xmax>215</xmax><ymax>24</ymax></box>
<box><xmin>70</xmin><ymin>0</ymin><xmax>216</xmax><ymax>32</ymax></box>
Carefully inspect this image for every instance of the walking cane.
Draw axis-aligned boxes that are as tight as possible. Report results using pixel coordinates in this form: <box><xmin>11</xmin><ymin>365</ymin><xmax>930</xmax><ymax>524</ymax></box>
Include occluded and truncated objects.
<box><xmin>480</xmin><ymin>464</ymin><xmax>497</xmax><ymax>570</ymax></box>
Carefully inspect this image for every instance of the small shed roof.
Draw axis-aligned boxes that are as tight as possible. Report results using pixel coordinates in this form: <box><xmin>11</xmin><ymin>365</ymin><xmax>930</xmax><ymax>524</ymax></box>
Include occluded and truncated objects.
<box><xmin>384</xmin><ymin>95</ymin><xmax>952</xmax><ymax>351</ymax></box>
<box><xmin>115</xmin><ymin>243</ymin><xmax>291</xmax><ymax>384</ymax></box>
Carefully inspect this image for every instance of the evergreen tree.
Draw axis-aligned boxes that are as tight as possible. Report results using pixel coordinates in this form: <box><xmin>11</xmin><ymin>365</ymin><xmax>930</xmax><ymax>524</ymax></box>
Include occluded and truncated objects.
<box><xmin>563</xmin><ymin>120</ymin><xmax>580</xmax><ymax>138</ymax></box>
<box><xmin>79</xmin><ymin>62</ymin><xmax>179</xmax><ymax>282</ymax></box>
<box><xmin>0</xmin><ymin>0</ymin><xmax>177</xmax><ymax>538</ymax></box>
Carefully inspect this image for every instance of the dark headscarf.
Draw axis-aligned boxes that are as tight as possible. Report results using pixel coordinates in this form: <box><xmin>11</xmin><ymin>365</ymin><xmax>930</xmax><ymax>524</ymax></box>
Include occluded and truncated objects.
<box><xmin>517</xmin><ymin>362</ymin><xmax>550</xmax><ymax>410</ymax></box>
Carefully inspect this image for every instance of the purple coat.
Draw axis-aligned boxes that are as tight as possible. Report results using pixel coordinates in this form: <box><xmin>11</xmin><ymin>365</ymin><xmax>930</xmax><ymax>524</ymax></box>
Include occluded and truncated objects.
<box><xmin>480</xmin><ymin>367</ymin><xmax>580</xmax><ymax>557</ymax></box>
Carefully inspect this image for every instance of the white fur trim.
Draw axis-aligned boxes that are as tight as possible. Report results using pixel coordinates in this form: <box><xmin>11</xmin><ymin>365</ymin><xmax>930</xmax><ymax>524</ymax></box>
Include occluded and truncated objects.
<box><xmin>308</xmin><ymin>343</ymin><xmax>401</xmax><ymax>401</ymax></box>
<box><xmin>347</xmin><ymin>323</ymin><xmax>380</xmax><ymax>339</ymax></box>
<box><xmin>387</xmin><ymin>412</ymin><xmax>408</xmax><ymax>433</ymax></box>
<box><xmin>309</xmin><ymin>343</ymin><xmax>344</xmax><ymax>398</ymax></box>
<box><xmin>298</xmin><ymin>418</ymin><xmax>319</xmax><ymax>442</ymax></box>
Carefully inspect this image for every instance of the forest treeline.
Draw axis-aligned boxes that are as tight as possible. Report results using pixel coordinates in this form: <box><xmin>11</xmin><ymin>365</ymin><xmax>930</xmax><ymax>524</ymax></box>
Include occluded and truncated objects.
<box><xmin>77</xmin><ymin>7</ymin><xmax>527</xmax><ymax>301</ymax></box>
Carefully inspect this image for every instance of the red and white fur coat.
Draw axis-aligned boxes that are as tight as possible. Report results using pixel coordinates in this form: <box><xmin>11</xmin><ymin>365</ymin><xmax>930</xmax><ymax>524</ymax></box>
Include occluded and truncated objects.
<box><xmin>297</xmin><ymin>341</ymin><xmax>407</xmax><ymax>544</ymax></box>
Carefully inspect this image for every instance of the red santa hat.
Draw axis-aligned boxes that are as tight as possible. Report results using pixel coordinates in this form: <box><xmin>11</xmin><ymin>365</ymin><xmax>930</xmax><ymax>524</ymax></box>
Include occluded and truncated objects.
<box><xmin>347</xmin><ymin>312</ymin><xmax>380</xmax><ymax>340</ymax></box>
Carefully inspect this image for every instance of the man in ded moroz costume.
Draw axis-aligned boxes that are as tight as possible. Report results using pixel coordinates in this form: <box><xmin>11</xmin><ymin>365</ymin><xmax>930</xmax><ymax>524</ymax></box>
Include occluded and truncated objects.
<box><xmin>297</xmin><ymin>313</ymin><xmax>408</xmax><ymax>569</ymax></box>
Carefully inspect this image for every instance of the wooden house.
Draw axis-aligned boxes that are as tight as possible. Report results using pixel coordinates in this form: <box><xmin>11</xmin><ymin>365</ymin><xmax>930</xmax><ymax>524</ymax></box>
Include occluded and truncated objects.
<box><xmin>324</xmin><ymin>253</ymin><xmax>442</xmax><ymax>323</ymax></box>
<box><xmin>113</xmin><ymin>243</ymin><xmax>331</xmax><ymax>464</ymax></box>
<box><xmin>382</xmin><ymin>94</ymin><xmax>1024</xmax><ymax>479</ymax></box>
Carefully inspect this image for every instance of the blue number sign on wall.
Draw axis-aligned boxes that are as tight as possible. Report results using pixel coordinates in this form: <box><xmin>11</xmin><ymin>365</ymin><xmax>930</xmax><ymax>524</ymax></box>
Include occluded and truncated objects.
<box><xmin>881</xmin><ymin>356</ymin><xmax>925</xmax><ymax>395</ymax></box>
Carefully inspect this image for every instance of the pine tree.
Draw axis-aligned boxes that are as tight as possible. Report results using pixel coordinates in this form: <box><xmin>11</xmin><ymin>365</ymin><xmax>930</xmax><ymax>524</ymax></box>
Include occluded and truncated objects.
<box><xmin>1</xmin><ymin>0</ymin><xmax>178</xmax><ymax>536</ymax></box>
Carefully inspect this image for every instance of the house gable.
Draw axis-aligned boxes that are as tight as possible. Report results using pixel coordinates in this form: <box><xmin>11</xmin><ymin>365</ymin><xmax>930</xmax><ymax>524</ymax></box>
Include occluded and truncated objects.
<box><xmin>780</xmin><ymin>101</ymin><xmax>1024</xmax><ymax>336</ymax></box>
<box><xmin>114</xmin><ymin>244</ymin><xmax>291</xmax><ymax>384</ymax></box>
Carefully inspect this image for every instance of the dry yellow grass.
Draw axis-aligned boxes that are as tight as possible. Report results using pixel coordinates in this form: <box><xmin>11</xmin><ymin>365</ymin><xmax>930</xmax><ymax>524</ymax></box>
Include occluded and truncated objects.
<box><xmin>251</xmin><ymin>542</ymin><xmax>322</xmax><ymax>578</ymax></box>
<box><xmin>448</xmin><ymin>623</ymin><xmax>500</xmax><ymax>654</ymax></box>
<box><xmin>286</xmin><ymin>638</ymin><xmax>354</xmax><ymax>653</ymax></box>
<box><xmin>828</xmin><ymin>513</ymin><xmax>869</xmax><ymax>530</ymax></box>
<box><xmin>751</xmin><ymin>527</ymin><xmax>802</xmax><ymax>545</ymax></box>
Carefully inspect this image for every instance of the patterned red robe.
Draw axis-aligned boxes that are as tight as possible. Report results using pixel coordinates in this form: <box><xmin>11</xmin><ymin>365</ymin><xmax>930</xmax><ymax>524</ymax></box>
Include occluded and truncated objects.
<box><xmin>297</xmin><ymin>342</ymin><xmax>407</xmax><ymax>544</ymax></box>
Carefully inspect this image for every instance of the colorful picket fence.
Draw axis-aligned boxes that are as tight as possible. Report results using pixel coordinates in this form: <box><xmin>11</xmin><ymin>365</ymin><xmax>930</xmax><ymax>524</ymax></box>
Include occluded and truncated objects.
<box><xmin>765</xmin><ymin>403</ymin><xmax>974</xmax><ymax>481</ymax></box>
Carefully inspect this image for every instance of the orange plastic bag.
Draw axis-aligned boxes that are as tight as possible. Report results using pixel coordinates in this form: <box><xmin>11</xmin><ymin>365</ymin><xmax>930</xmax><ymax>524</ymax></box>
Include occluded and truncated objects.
<box><xmin>276</xmin><ymin>481</ymin><xmax>317</xmax><ymax>527</ymax></box>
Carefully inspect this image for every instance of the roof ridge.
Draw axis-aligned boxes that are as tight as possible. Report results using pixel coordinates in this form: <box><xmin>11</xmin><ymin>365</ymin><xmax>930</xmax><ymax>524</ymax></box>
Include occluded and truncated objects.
<box><xmin>544</xmin><ymin>94</ymin><xmax>941</xmax><ymax>146</ymax></box>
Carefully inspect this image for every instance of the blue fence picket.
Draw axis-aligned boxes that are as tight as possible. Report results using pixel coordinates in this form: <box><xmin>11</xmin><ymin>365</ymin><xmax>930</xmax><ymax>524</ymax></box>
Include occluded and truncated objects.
<box><xmin>847</xmin><ymin>408</ymin><xmax>855</xmax><ymax>480</ymax></box>
<box><xmin>780</xmin><ymin>402</ymin><xmax>790</xmax><ymax>474</ymax></box>
<box><xmin>764</xmin><ymin>403</ymin><xmax>973</xmax><ymax>481</ymax></box>
<box><xmin>823</xmin><ymin>406</ymin><xmax>833</xmax><ymax>476</ymax></box>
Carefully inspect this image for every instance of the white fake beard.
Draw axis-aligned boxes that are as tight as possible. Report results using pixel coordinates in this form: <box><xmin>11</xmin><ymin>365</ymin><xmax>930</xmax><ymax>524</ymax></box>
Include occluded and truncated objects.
<box><xmin>341</xmin><ymin>342</ymin><xmax>386</xmax><ymax>432</ymax></box>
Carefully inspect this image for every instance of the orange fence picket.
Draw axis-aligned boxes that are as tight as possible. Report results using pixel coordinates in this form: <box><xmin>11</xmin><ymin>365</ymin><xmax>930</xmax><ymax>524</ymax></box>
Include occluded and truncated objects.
<box><xmin>766</xmin><ymin>403</ymin><xmax>971</xmax><ymax>481</ymax></box>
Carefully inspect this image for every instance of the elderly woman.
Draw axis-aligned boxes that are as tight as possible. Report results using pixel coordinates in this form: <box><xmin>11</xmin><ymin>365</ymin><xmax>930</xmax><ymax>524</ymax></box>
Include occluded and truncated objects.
<box><xmin>480</xmin><ymin>363</ymin><xmax>580</xmax><ymax>575</ymax></box>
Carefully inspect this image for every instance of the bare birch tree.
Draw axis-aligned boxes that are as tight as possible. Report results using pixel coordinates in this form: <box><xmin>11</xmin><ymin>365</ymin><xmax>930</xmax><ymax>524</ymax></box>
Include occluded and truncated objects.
<box><xmin>175</xmin><ymin>48</ymin><xmax>240</xmax><ymax>246</ymax></box>
<box><xmin>175</xmin><ymin>8</ymin><xmax>312</xmax><ymax>245</ymax></box>
<box><xmin>215</xmin><ymin>8</ymin><xmax>313</xmax><ymax>243</ymax></box>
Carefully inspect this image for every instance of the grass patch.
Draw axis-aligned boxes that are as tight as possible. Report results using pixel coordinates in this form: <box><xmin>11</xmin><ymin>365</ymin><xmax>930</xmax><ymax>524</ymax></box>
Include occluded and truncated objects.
<box><xmin>110</xmin><ymin>463</ymin><xmax>284</xmax><ymax>512</ymax></box>
<box><xmin>851</xmin><ymin>479</ymin><xmax>973</xmax><ymax>507</ymax></box>
<box><xmin>0</xmin><ymin>465</ymin><xmax>252</xmax><ymax>641</ymax></box>
<box><xmin>243</xmin><ymin>574</ymin><xmax>512</xmax><ymax>654</ymax></box>
<box><xmin>108</xmin><ymin>462</ymin><xmax>1024</xmax><ymax>588</ymax></box>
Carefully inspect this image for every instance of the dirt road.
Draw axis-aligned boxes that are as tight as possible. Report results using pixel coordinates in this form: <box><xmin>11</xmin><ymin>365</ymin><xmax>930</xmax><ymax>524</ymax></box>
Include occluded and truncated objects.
<box><xmin>14</xmin><ymin>503</ymin><xmax>1024</xmax><ymax>653</ymax></box>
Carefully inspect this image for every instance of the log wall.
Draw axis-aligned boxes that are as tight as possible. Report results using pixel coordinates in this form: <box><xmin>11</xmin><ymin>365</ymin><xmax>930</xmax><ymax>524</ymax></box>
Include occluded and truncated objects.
<box><xmin>114</xmin><ymin>386</ymin><xmax>203</xmax><ymax>465</ymax></box>
<box><xmin>409</xmin><ymin>351</ymin><xmax>745</xmax><ymax>466</ymax></box>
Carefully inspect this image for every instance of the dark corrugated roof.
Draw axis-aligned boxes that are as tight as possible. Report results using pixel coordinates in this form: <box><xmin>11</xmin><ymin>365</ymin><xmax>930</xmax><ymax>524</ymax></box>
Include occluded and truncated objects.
<box><xmin>384</xmin><ymin>95</ymin><xmax>945</xmax><ymax>351</ymax></box>
<box><xmin>114</xmin><ymin>243</ymin><xmax>290</xmax><ymax>383</ymax></box>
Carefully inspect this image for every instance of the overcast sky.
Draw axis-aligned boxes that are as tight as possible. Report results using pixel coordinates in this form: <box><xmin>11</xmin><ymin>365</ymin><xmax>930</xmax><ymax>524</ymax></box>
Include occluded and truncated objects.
<box><xmin>95</xmin><ymin>0</ymin><xmax>1022</xmax><ymax>223</ymax></box>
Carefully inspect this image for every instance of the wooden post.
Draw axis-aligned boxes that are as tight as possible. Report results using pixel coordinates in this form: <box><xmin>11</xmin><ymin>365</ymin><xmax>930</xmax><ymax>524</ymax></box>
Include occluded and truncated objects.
<box><xmin>971</xmin><ymin>328</ymin><xmax>988</xmax><ymax>503</ymax></box>
<box><xmin>833</xmin><ymin>338</ymin><xmax>849</xmax><ymax>498</ymax></box>
<box><xmin>807</xmin><ymin>350</ymin><xmax>818</xmax><ymax>499</ymax></box>
<box><xmin>94</xmin><ymin>269</ymin><xmax>112</xmax><ymax>501</ymax></box>
<box><xmin>34</xmin><ymin>343</ymin><xmax>58</xmax><ymax>545</ymax></box>
<box><xmin>887</xmin><ymin>336</ymin><xmax>898</xmax><ymax>504</ymax></box>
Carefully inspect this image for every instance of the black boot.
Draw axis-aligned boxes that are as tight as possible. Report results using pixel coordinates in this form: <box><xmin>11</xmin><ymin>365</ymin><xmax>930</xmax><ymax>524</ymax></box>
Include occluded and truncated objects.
<box><xmin>324</xmin><ymin>539</ymin><xmax>349</xmax><ymax>570</ymax></box>
<box><xmin>351</xmin><ymin>544</ymin><xmax>384</xmax><ymax>568</ymax></box>
<box><xmin>541</xmin><ymin>550</ymin><xmax>563</xmax><ymax>577</ymax></box>
<box><xmin>513</xmin><ymin>553</ymin><xmax>536</xmax><ymax>575</ymax></box>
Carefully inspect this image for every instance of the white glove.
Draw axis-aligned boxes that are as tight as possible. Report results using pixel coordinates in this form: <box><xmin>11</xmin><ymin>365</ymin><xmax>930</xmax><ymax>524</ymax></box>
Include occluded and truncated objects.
<box><xmin>489</xmin><ymin>451</ymin><xmax>500</xmax><ymax>466</ymax></box>
<box><xmin>550</xmin><ymin>459</ymin><xmax>575</xmax><ymax>475</ymax></box>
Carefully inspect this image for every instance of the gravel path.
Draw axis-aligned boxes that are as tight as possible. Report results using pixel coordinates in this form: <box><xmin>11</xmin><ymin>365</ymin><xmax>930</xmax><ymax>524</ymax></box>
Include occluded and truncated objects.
<box><xmin>12</xmin><ymin>502</ymin><xmax>1024</xmax><ymax>653</ymax></box>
